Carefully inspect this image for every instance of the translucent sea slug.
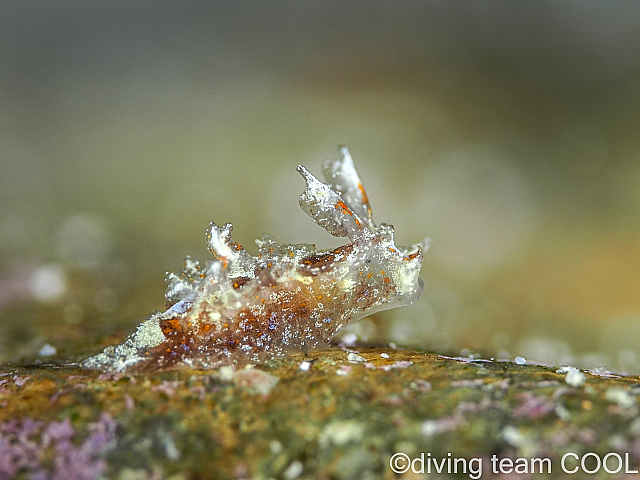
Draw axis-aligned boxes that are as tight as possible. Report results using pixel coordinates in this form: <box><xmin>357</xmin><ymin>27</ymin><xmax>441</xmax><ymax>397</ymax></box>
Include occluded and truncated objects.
<box><xmin>83</xmin><ymin>147</ymin><xmax>428</xmax><ymax>372</ymax></box>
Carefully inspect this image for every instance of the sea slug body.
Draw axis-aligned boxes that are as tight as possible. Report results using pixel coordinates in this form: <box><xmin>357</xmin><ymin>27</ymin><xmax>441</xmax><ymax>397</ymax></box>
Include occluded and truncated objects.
<box><xmin>83</xmin><ymin>147</ymin><xmax>429</xmax><ymax>372</ymax></box>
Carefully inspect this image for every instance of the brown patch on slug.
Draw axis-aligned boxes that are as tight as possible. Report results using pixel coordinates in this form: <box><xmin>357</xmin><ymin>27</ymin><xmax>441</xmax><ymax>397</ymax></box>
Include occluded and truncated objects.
<box><xmin>299</xmin><ymin>244</ymin><xmax>355</xmax><ymax>275</ymax></box>
<box><xmin>232</xmin><ymin>277</ymin><xmax>251</xmax><ymax>289</ymax></box>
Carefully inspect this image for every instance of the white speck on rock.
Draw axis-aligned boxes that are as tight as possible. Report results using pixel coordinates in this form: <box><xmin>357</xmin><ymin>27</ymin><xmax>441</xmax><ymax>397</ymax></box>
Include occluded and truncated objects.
<box><xmin>270</xmin><ymin>440</ymin><xmax>283</xmax><ymax>454</ymax></box>
<box><xmin>218</xmin><ymin>366</ymin><xmax>235</xmax><ymax>382</ymax></box>
<box><xmin>39</xmin><ymin>344</ymin><xmax>57</xmax><ymax>357</ymax></box>
<box><xmin>515</xmin><ymin>356</ymin><xmax>526</xmax><ymax>365</ymax></box>
<box><xmin>283</xmin><ymin>460</ymin><xmax>303</xmax><ymax>480</ymax></box>
<box><xmin>162</xmin><ymin>434</ymin><xmax>181</xmax><ymax>461</ymax></box>
<box><xmin>380</xmin><ymin>353</ymin><xmax>390</xmax><ymax>359</ymax></box>
<box><xmin>233</xmin><ymin>369</ymin><xmax>279</xmax><ymax>396</ymax></box>
<box><xmin>117</xmin><ymin>468</ymin><xmax>151</xmax><ymax>480</ymax></box>
<box><xmin>564</xmin><ymin>367</ymin><xmax>586</xmax><ymax>387</ymax></box>
<box><xmin>347</xmin><ymin>352</ymin><xmax>365</xmax><ymax>363</ymax></box>
<box><xmin>299</xmin><ymin>361</ymin><xmax>311</xmax><ymax>371</ymax></box>
<box><xmin>555</xmin><ymin>405</ymin><xmax>572</xmax><ymax>421</ymax></box>
<box><xmin>381</xmin><ymin>360</ymin><xmax>413</xmax><ymax>371</ymax></box>
<box><xmin>629</xmin><ymin>417</ymin><xmax>640</xmax><ymax>436</ymax></box>
<box><xmin>609</xmin><ymin>434</ymin><xmax>628</xmax><ymax>451</ymax></box>
<box><xmin>319</xmin><ymin>420</ymin><xmax>365</xmax><ymax>447</ymax></box>
<box><xmin>421</xmin><ymin>420</ymin><xmax>439</xmax><ymax>437</ymax></box>
<box><xmin>606</xmin><ymin>387</ymin><xmax>637</xmax><ymax>409</ymax></box>
<box><xmin>502</xmin><ymin>426</ymin><xmax>526</xmax><ymax>448</ymax></box>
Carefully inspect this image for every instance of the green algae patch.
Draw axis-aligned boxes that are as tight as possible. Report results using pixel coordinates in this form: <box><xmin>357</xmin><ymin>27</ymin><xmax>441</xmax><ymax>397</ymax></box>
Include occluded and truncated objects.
<box><xmin>1</xmin><ymin>346</ymin><xmax>640</xmax><ymax>479</ymax></box>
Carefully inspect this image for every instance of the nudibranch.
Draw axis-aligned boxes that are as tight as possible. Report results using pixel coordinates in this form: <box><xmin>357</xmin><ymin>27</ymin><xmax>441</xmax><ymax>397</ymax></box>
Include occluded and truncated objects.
<box><xmin>83</xmin><ymin>147</ymin><xmax>429</xmax><ymax>372</ymax></box>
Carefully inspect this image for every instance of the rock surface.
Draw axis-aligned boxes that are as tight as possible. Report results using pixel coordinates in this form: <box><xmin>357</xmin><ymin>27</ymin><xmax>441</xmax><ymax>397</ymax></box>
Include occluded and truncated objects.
<box><xmin>1</xmin><ymin>345</ymin><xmax>640</xmax><ymax>479</ymax></box>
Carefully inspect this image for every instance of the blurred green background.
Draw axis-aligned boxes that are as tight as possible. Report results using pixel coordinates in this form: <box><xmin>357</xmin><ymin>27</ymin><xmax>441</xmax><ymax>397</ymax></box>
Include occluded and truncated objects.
<box><xmin>1</xmin><ymin>2</ymin><xmax>640</xmax><ymax>372</ymax></box>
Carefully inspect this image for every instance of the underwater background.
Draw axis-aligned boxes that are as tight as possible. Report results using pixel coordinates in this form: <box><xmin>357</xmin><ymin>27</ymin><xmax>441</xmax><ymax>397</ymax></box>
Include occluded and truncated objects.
<box><xmin>1</xmin><ymin>1</ymin><xmax>640</xmax><ymax>372</ymax></box>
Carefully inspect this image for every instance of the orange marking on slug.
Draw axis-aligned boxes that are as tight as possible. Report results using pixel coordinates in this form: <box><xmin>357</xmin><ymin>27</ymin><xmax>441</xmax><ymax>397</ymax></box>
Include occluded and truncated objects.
<box><xmin>335</xmin><ymin>200</ymin><xmax>353</xmax><ymax>215</ymax></box>
<box><xmin>357</xmin><ymin>182</ymin><xmax>369</xmax><ymax>205</ymax></box>
<box><xmin>403</xmin><ymin>250</ymin><xmax>421</xmax><ymax>261</ymax></box>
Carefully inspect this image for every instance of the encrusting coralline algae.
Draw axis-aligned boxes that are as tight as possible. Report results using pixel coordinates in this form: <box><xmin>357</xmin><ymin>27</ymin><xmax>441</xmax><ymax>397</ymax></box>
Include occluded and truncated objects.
<box><xmin>83</xmin><ymin>147</ymin><xmax>428</xmax><ymax>372</ymax></box>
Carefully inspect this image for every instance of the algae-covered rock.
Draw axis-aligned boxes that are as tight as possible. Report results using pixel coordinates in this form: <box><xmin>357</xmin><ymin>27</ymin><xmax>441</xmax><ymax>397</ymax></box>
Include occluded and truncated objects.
<box><xmin>1</xmin><ymin>346</ymin><xmax>640</xmax><ymax>479</ymax></box>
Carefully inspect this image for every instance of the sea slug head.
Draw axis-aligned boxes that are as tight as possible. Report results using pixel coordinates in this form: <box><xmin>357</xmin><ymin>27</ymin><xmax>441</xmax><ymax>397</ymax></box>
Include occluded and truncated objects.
<box><xmin>365</xmin><ymin>222</ymin><xmax>429</xmax><ymax>307</ymax></box>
